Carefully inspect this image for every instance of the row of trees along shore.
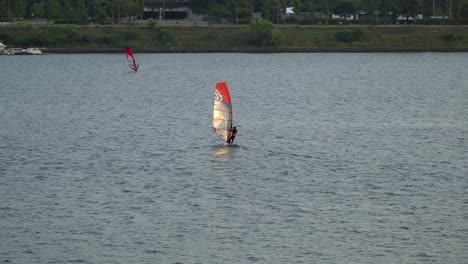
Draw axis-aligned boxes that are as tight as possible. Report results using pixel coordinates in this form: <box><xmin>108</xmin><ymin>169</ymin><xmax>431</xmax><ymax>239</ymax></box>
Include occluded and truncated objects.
<box><xmin>0</xmin><ymin>0</ymin><xmax>144</xmax><ymax>24</ymax></box>
<box><xmin>1</xmin><ymin>0</ymin><xmax>468</xmax><ymax>24</ymax></box>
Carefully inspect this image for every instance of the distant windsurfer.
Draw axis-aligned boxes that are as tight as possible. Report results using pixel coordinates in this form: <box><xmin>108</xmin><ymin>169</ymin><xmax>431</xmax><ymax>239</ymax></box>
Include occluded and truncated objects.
<box><xmin>135</xmin><ymin>64</ymin><xmax>139</xmax><ymax>72</ymax></box>
<box><xmin>228</xmin><ymin>126</ymin><xmax>237</xmax><ymax>144</ymax></box>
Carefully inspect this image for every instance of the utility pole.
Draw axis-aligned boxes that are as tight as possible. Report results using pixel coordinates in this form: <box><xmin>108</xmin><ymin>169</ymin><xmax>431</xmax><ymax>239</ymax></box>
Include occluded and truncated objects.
<box><xmin>277</xmin><ymin>3</ymin><xmax>280</xmax><ymax>24</ymax></box>
<box><xmin>8</xmin><ymin>0</ymin><xmax>10</xmax><ymax>22</ymax></box>
<box><xmin>235</xmin><ymin>0</ymin><xmax>238</xmax><ymax>24</ymax></box>
<box><xmin>450</xmin><ymin>0</ymin><xmax>452</xmax><ymax>19</ymax></box>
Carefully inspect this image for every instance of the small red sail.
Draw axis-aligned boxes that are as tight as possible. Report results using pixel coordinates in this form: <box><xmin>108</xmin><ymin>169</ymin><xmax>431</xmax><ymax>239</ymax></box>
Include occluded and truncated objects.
<box><xmin>125</xmin><ymin>47</ymin><xmax>138</xmax><ymax>72</ymax></box>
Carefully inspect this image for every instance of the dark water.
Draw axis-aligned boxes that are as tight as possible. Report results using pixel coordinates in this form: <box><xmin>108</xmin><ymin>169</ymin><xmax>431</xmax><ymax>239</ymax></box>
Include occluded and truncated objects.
<box><xmin>1</xmin><ymin>53</ymin><xmax>467</xmax><ymax>263</ymax></box>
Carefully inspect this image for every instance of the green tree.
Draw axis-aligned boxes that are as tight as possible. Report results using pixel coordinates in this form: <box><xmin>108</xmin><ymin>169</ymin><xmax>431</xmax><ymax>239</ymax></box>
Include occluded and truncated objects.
<box><xmin>73</xmin><ymin>0</ymin><xmax>88</xmax><ymax>21</ymax></box>
<box><xmin>11</xmin><ymin>0</ymin><xmax>26</xmax><ymax>19</ymax></box>
<box><xmin>455</xmin><ymin>0</ymin><xmax>468</xmax><ymax>22</ymax></box>
<box><xmin>46</xmin><ymin>0</ymin><xmax>61</xmax><ymax>22</ymax></box>
<box><xmin>359</xmin><ymin>0</ymin><xmax>377</xmax><ymax>13</ymax></box>
<box><xmin>333</xmin><ymin>1</ymin><xmax>356</xmax><ymax>18</ymax></box>
<box><xmin>320</xmin><ymin>0</ymin><xmax>330</xmax><ymax>22</ymax></box>
<box><xmin>31</xmin><ymin>0</ymin><xmax>45</xmax><ymax>18</ymax></box>
<box><xmin>261</xmin><ymin>0</ymin><xmax>284</xmax><ymax>23</ymax></box>
<box><xmin>209</xmin><ymin>4</ymin><xmax>231</xmax><ymax>17</ymax></box>
<box><xmin>377</xmin><ymin>0</ymin><xmax>398</xmax><ymax>14</ymax></box>
<box><xmin>0</xmin><ymin>0</ymin><xmax>10</xmax><ymax>20</ymax></box>
<box><xmin>395</xmin><ymin>0</ymin><xmax>418</xmax><ymax>22</ymax></box>
<box><xmin>111</xmin><ymin>0</ymin><xmax>127</xmax><ymax>22</ymax></box>
<box><xmin>291</xmin><ymin>0</ymin><xmax>301</xmax><ymax>13</ymax></box>
<box><xmin>128</xmin><ymin>0</ymin><xmax>144</xmax><ymax>19</ymax></box>
<box><xmin>62</xmin><ymin>0</ymin><xmax>75</xmax><ymax>20</ymax></box>
<box><xmin>94</xmin><ymin>0</ymin><xmax>109</xmax><ymax>23</ymax></box>
<box><xmin>236</xmin><ymin>0</ymin><xmax>253</xmax><ymax>19</ymax></box>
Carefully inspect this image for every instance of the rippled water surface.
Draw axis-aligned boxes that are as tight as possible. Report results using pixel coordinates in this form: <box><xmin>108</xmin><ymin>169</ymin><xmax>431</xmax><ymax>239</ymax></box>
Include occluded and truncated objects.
<box><xmin>1</xmin><ymin>53</ymin><xmax>467</xmax><ymax>263</ymax></box>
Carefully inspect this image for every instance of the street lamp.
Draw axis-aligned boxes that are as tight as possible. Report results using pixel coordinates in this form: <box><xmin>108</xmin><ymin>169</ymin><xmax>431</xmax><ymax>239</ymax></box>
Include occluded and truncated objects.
<box><xmin>358</xmin><ymin>10</ymin><xmax>367</xmax><ymax>22</ymax></box>
<box><xmin>450</xmin><ymin>0</ymin><xmax>452</xmax><ymax>19</ymax></box>
<box><xmin>374</xmin><ymin>10</ymin><xmax>381</xmax><ymax>24</ymax></box>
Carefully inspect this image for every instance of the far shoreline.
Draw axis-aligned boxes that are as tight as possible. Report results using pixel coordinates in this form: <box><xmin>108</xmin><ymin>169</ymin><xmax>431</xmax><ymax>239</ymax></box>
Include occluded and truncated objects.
<box><xmin>4</xmin><ymin>25</ymin><xmax>468</xmax><ymax>53</ymax></box>
<box><xmin>47</xmin><ymin>47</ymin><xmax>468</xmax><ymax>53</ymax></box>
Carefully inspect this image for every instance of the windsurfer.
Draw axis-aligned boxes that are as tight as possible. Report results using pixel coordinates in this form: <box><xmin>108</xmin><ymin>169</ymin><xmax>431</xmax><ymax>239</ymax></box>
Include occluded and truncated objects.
<box><xmin>229</xmin><ymin>126</ymin><xmax>237</xmax><ymax>144</ymax></box>
<box><xmin>135</xmin><ymin>64</ymin><xmax>139</xmax><ymax>71</ymax></box>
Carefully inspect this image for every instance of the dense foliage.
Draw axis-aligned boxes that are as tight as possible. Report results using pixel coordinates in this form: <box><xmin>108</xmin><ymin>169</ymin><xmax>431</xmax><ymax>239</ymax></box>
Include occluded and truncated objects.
<box><xmin>0</xmin><ymin>0</ymin><xmax>144</xmax><ymax>23</ymax></box>
<box><xmin>334</xmin><ymin>29</ymin><xmax>363</xmax><ymax>42</ymax></box>
<box><xmin>1</xmin><ymin>0</ymin><xmax>468</xmax><ymax>24</ymax></box>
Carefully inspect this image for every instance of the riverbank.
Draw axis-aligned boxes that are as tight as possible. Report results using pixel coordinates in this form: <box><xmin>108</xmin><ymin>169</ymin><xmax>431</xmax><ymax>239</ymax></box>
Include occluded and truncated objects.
<box><xmin>1</xmin><ymin>25</ymin><xmax>468</xmax><ymax>52</ymax></box>
<box><xmin>47</xmin><ymin>47</ymin><xmax>468</xmax><ymax>53</ymax></box>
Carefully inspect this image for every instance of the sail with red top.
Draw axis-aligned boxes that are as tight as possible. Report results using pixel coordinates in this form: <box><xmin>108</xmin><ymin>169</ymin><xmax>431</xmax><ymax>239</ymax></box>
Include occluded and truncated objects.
<box><xmin>125</xmin><ymin>47</ymin><xmax>138</xmax><ymax>72</ymax></box>
<box><xmin>213</xmin><ymin>82</ymin><xmax>233</xmax><ymax>143</ymax></box>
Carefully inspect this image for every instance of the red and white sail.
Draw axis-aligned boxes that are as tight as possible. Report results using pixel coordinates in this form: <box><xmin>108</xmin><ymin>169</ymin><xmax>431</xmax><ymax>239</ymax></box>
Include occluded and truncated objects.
<box><xmin>213</xmin><ymin>82</ymin><xmax>233</xmax><ymax>143</ymax></box>
<box><xmin>125</xmin><ymin>47</ymin><xmax>138</xmax><ymax>72</ymax></box>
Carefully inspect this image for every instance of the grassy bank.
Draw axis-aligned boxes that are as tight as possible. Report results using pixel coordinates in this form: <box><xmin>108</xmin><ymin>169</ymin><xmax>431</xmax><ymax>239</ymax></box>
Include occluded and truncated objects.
<box><xmin>1</xmin><ymin>24</ymin><xmax>468</xmax><ymax>52</ymax></box>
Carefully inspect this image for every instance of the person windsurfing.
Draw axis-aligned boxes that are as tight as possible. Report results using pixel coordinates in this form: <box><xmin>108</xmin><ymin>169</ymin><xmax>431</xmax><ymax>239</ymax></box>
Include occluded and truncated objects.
<box><xmin>125</xmin><ymin>47</ymin><xmax>138</xmax><ymax>72</ymax></box>
<box><xmin>229</xmin><ymin>126</ymin><xmax>237</xmax><ymax>144</ymax></box>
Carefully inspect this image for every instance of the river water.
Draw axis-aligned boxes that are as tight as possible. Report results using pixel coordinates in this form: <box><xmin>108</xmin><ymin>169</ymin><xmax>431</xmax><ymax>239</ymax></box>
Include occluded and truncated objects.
<box><xmin>1</xmin><ymin>53</ymin><xmax>467</xmax><ymax>263</ymax></box>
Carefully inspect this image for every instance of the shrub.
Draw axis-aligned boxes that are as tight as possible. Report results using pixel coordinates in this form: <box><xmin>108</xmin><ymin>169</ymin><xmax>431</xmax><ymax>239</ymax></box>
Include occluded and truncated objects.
<box><xmin>441</xmin><ymin>33</ymin><xmax>459</xmax><ymax>42</ymax></box>
<box><xmin>0</xmin><ymin>32</ymin><xmax>13</xmax><ymax>44</ymax></box>
<box><xmin>54</xmin><ymin>19</ymin><xmax>88</xmax><ymax>25</ymax></box>
<box><xmin>271</xmin><ymin>28</ymin><xmax>283</xmax><ymax>46</ymax></box>
<box><xmin>123</xmin><ymin>30</ymin><xmax>141</xmax><ymax>41</ymax></box>
<box><xmin>101</xmin><ymin>34</ymin><xmax>118</xmax><ymax>46</ymax></box>
<box><xmin>205</xmin><ymin>31</ymin><xmax>217</xmax><ymax>40</ymax></box>
<box><xmin>249</xmin><ymin>18</ymin><xmax>282</xmax><ymax>47</ymax></box>
<box><xmin>147</xmin><ymin>21</ymin><xmax>157</xmax><ymax>30</ymax></box>
<box><xmin>157</xmin><ymin>29</ymin><xmax>171</xmax><ymax>43</ymax></box>
<box><xmin>335</xmin><ymin>30</ymin><xmax>363</xmax><ymax>43</ymax></box>
<box><xmin>17</xmin><ymin>33</ymin><xmax>46</xmax><ymax>47</ymax></box>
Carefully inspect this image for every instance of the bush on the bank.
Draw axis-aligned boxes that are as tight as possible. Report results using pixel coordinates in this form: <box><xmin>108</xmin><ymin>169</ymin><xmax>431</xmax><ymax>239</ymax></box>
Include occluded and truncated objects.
<box><xmin>249</xmin><ymin>18</ymin><xmax>282</xmax><ymax>47</ymax></box>
<box><xmin>17</xmin><ymin>34</ymin><xmax>45</xmax><ymax>47</ymax></box>
<box><xmin>54</xmin><ymin>19</ymin><xmax>88</xmax><ymax>25</ymax></box>
<box><xmin>100</xmin><ymin>34</ymin><xmax>119</xmax><ymax>46</ymax></box>
<box><xmin>123</xmin><ymin>30</ymin><xmax>141</xmax><ymax>41</ymax></box>
<box><xmin>0</xmin><ymin>32</ymin><xmax>13</xmax><ymax>44</ymax></box>
<box><xmin>41</xmin><ymin>27</ymin><xmax>90</xmax><ymax>46</ymax></box>
<box><xmin>157</xmin><ymin>29</ymin><xmax>172</xmax><ymax>44</ymax></box>
<box><xmin>335</xmin><ymin>30</ymin><xmax>363</xmax><ymax>43</ymax></box>
<box><xmin>148</xmin><ymin>21</ymin><xmax>157</xmax><ymax>30</ymax></box>
<box><xmin>441</xmin><ymin>32</ymin><xmax>461</xmax><ymax>42</ymax></box>
<box><xmin>205</xmin><ymin>31</ymin><xmax>218</xmax><ymax>40</ymax></box>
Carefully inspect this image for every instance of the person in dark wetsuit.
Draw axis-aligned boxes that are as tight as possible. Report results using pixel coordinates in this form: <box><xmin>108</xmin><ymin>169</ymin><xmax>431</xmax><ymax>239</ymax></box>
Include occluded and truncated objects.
<box><xmin>135</xmin><ymin>64</ymin><xmax>139</xmax><ymax>72</ymax></box>
<box><xmin>229</xmin><ymin>126</ymin><xmax>237</xmax><ymax>144</ymax></box>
